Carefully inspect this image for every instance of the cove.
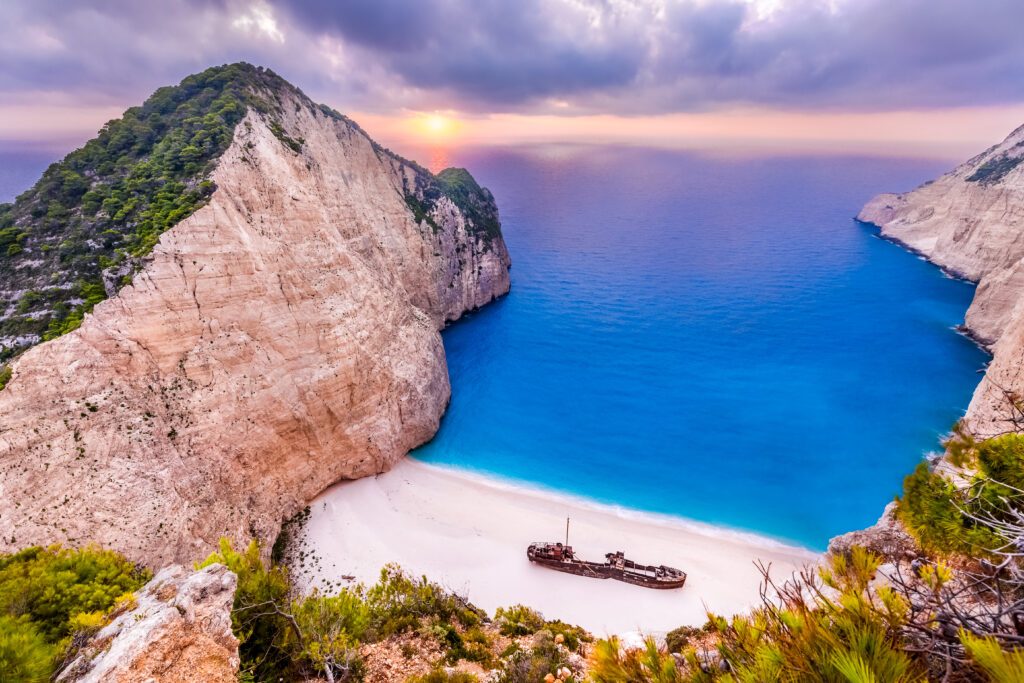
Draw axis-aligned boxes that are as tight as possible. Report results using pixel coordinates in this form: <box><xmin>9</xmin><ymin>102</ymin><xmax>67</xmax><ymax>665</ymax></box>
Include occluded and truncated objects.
<box><xmin>412</xmin><ymin>145</ymin><xmax>988</xmax><ymax>550</ymax></box>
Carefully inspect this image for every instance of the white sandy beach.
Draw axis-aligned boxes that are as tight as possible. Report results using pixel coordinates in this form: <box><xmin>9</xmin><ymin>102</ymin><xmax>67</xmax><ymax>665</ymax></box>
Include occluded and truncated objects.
<box><xmin>293</xmin><ymin>458</ymin><xmax>819</xmax><ymax>637</ymax></box>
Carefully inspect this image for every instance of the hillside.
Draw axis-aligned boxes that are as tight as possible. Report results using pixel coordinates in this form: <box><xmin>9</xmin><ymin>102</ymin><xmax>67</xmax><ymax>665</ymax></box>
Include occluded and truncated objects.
<box><xmin>0</xmin><ymin>64</ymin><xmax>511</xmax><ymax>565</ymax></box>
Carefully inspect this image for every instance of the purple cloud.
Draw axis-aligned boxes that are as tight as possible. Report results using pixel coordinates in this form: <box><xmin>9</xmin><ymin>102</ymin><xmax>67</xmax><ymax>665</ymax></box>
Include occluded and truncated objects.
<box><xmin>1</xmin><ymin>0</ymin><xmax>1023</xmax><ymax>119</ymax></box>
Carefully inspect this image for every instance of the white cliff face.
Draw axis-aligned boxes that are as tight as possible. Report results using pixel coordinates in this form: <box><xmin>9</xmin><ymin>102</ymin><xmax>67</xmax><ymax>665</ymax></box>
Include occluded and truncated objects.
<box><xmin>0</xmin><ymin>97</ymin><xmax>510</xmax><ymax>566</ymax></box>
<box><xmin>859</xmin><ymin>124</ymin><xmax>1024</xmax><ymax>437</ymax></box>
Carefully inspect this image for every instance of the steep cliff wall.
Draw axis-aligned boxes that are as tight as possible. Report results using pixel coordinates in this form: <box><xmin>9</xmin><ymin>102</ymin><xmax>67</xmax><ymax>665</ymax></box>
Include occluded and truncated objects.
<box><xmin>859</xmin><ymin>124</ymin><xmax>1024</xmax><ymax>438</ymax></box>
<box><xmin>0</xmin><ymin>72</ymin><xmax>510</xmax><ymax>566</ymax></box>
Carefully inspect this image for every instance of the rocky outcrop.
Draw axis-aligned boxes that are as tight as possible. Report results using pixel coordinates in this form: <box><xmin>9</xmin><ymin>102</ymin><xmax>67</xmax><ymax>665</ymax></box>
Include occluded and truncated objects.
<box><xmin>859</xmin><ymin>124</ymin><xmax>1024</xmax><ymax>438</ymax></box>
<box><xmin>57</xmin><ymin>563</ymin><xmax>239</xmax><ymax>683</ymax></box>
<box><xmin>0</xmin><ymin>77</ymin><xmax>510</xmax><ymax>566</ymax></box>
<box><xmin>827</xmin><ymin>502</ymin><xmax>918</xmax><ymax>561</ymax></box>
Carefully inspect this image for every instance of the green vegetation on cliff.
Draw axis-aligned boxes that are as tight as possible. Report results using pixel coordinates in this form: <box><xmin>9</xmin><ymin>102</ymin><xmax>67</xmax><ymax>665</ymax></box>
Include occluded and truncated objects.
<box><xmin>0</xmin><ymin>62</ymin><xmax>300</xmax><ymax>361</ymax></box>
<box><xmin>898</xmin><ymin>428</ymin><xmax>1024</xmax><ymax>556</ymax></box>
<box><xmin>592</xmin><ymin>549</ymin><xmax>925</xmax><ymax>682</ymax></box>
<box><xmin>0</xmin><ymin>545</ymin><xmax>150</xmax><ymax>679</ymax></box>
<box><xmin>967</xmin><ymin>149</ymin><xmax>1024</xmax><ymax>184</ymax></box>
<box><xmin>404</xmin><ymin>167</ymin><xmax>503</xmax><ymax>245</ymax></box>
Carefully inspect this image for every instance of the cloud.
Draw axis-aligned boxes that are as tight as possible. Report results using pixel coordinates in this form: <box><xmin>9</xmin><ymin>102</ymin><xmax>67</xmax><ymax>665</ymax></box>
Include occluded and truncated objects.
<box><xmin>232</xmin><ymin>2</ymin><xmax>285</xmax><ymax>44</ymax></box>
<box><xmin>0</xmin><ymin>0</ymin><xmax>1023</xmax><ymax>122</ymax></box>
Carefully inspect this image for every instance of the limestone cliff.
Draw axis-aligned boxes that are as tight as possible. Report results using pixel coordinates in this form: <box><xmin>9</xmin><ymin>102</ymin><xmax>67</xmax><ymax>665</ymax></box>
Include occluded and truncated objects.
<box><xmin>859</xmin><ymin>124</ymin><xmax>1024</xmax><ymax>438</ymax></box>
<box><xmin>56</xmin><ymin>563</ymin><xmax>239</xmax><ymax>683</ymax></box>
<box><xmin>0</xmin><ymin>65</ymin><xmax>510</xmax><ymax>566</ymax></box>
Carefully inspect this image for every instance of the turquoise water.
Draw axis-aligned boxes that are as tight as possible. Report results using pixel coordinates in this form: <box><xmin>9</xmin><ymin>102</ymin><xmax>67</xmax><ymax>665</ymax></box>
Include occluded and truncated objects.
<box><xmin>412</xmin><ymin>146</ymin><xmax>988</xmax><ymax>550</ymax></box>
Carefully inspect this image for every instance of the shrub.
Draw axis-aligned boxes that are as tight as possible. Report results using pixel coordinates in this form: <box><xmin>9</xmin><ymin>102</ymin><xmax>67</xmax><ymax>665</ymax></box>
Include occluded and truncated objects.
<box><xmin>494</xmin><ymin>604</ymin><xmax>545</xmax><ymax>637</ymax></box>
<box><xmin>967</xmin><ymin>153</ymin><xmax>1024</xmax><ymax>184</ymax></box>
<box><xmin>589</xmin><ymin>637</ymin><xmax>681</xmax><ymax>683</ymax></box>
<box><xmin>0</xmin><ymin>546</ymin><xmax>148</xmax><ymax>682</ymax></box>
<box><xmin>664</xmin><ymin>625</ymin><xmax>701</xmax><ymax>654</ymax></box>
<box><xmin>290</xmin><ymin>591</ymin><xmax>370</xmax><ymax>680</ymax></box>
<box><xmin>432</xmin><ymin>623</ymin><xmax>494</xmax><ymax>668</ymax></box>
<box><xmin>269</xmin><ymin>120</ymin><xmax>304</xmax><ymax>153</ymax></box>
<box><xmin>898</xmin><ymin>462</ymin><xmax>1001</xmax><ymax>555</ymax></box>
<box><xmin>365</xmin><ymin>564</ymin><xmax>482</xmax><ymax>638</ymax></box>
<box><xmin>65</xmin><ymin>610</ymin><xmax>107</xmax><ymax>638</ymax></box>
<box><xmin>200</xmin><ymin>538</ymin><xmax>374</xmax><ymax>682</ymax></box>
<box><xmin>0</xmin><ymin>615</ymin><xmax>56</xmax><ymax>683</ymax></box>
<box><xmin>0</xmin><ymin>365</ymin><xmax>10</xmax><ymax>391</ymax></box>
<box><xmin>198</xmin><ymin>539</ymin><xmax>296</xmax><ymax>680</ymax></box>
<box><xmin>711</xmin><ymin>548</ymin><xmax>922</xmax><ymax>681</ymax></box>
<box><xmin>543</xmin><ymin>620</ymin><xmax>591</xmax><ymax>653</ymax></box>
<box><xmin>494</xmin><ymin>631</ymin><xmax>577</xmax><ymax>683</ymax></box>
<box><xmin>977</xmin><ymin>433</ymin><xmax>1024</xmax><ymax>489</ymax></box>
<box><xmin>0</xmin><ymin>545</ymin><xmax>148</xmax><ymax>643</ymax></box>
<box><xmin>898</xmin><ymin>432</ymin><xmax>1024</xmax><ymax>555</ymax></box>
<box><xmin>962</xmin><ymin>632</ymin><xmax>1024</xmax><ymax>682</ymax></box>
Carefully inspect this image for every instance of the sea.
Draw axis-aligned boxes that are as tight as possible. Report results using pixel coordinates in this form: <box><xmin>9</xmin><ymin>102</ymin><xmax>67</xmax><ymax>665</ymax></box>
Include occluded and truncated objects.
<box><xmin>1</xmin><ymin>144</ymin><xmax>988</xmax><ymax>550</ymax></box>
<box><xmin>409</xmin><ymin>144</ymin><xmax>987</xmax><ymax>550</ymax></box>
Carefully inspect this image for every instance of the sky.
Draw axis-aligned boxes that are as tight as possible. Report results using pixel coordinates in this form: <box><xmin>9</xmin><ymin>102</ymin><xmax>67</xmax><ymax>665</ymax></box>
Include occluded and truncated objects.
<box><xmin>3</xmin><ymin>0</ymin><xmax>1024</xmax><ymax>157</ymax></box>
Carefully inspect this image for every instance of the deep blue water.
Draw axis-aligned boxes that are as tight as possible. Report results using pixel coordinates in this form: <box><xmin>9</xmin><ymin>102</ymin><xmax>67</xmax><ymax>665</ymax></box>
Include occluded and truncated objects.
<box><xmin>410</xmin><ymin>145</ymin><xmax>988</xmax><ymax>550</ymax></box>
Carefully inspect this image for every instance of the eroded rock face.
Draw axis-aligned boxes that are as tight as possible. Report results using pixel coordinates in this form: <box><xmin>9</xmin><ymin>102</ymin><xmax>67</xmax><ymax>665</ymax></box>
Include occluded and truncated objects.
<box><xmin>827</xmin><ymin>502</ymin><xmax>917</xmax><ymax>562</ymax></box>
<box><xmin>57</xmin><ymin>563</ymin><xmax>239</xmax><ymax>683</ymax></box>
<box><xmin>859</xmin><ymin>125</ymin><xmax>1024</xmax><ymax>437</ymax></box>
<box><xmin>0</xmin><ymin>94</ymin><xmax>510</xmax><ymax>566</ymax></box>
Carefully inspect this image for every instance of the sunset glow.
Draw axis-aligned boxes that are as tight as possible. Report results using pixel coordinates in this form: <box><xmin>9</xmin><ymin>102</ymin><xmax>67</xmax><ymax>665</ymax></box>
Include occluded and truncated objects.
<box><xmin>410</xmin><ymin>113</ymin><xmax>459</xmax><ymax>141</ymax></box>
<box><xmin>348</xmin><ymin>104</ymin><xmax>1024</xmax><ymax>161</ymax></box>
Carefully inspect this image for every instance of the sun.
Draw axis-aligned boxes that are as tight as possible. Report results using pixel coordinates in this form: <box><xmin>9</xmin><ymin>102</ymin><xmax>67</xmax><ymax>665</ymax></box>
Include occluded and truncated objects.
<box><xmin>426</xmin><ymin>114</ymin><xmax>449</xmax><ymax>133</ymax></box>
<box><xmin>413</xmin><ymin>112</ymin><xmax>460</xmax><ymax>140</ymax></box>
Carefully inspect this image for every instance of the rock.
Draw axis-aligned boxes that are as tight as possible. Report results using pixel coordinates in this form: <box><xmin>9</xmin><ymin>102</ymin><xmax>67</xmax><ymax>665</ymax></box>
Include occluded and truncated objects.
<box><xmin>57</xmin><ymin>563</ymin><xmax>239</xmax><ymax>683</ymax></box>
<box><xmin>827</xmin><ymin>502</ymin><xmax>917</xmax><ymax>561</ymax></box>
<box><xmin>359</xmin><ymin>632</ymin><xmax>443</xmax><ymax>683</ymax></box>
<box><xmin>0</xmin><ymin>82</ymin><xmax>511</xmax><ymax>566</ymax></box>
<box><xmin>858</xmin><ymin>124</ymin><xmax>1024</xmax><ymax>439</ymax></box>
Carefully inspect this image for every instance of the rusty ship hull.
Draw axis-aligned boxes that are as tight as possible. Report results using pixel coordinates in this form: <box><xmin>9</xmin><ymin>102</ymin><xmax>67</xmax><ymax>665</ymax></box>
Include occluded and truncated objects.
<box><xmin>527</xmin><ymin>542</ymin><xmax>686</xmax><ymax>590</ymax></box>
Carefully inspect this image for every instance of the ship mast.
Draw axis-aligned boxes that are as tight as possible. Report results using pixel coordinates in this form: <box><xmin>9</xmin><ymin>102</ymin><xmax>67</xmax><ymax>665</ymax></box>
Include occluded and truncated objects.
<box><xmin>565</xmin><ymin>516</ymin><xmax>570</xmax><ymax>546</ymax></box>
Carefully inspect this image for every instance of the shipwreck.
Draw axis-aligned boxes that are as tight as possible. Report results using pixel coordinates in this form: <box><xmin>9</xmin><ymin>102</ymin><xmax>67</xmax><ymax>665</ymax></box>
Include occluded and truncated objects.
<box><xmin>526</xmin><ymin>518</ymin><xmax>687</xmax><ymax>590</ymax></box>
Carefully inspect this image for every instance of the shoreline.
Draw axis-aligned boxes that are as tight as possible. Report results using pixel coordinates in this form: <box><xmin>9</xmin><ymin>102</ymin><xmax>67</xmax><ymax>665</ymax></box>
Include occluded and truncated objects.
<box><xmin>407</xmin><ymin>459</ymin><xmax>814</xmax><ymax>553</ymax></box>
<box><xmin>291</xmin><ymin>458</ymin><xmax>819</xmax><ymax>636</ymax></box>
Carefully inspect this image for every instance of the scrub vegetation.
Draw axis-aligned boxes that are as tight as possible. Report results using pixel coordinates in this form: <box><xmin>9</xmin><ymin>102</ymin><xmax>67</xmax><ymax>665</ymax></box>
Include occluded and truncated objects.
<box><xmin>897</xmin><ymin>426</ymin><xmax>1024</xmax><ymax>556</ymax></box>
<box><xmin>405</xmin><ymin>167</ymin><xmax>504</xmax><ymax>245</ymax></box>
<box><xmin>198</xmin><ymin>539</ymin><xmax>587</xmax><ymax>682</ymax></box>
<box><xmin>0</xmin><ymin>545</ymin><xmax>150</xmax><ymax>680</ymax></box>
<box><xmin>967</xmin><ymin>149</ymin><xmax>1024</xmax><ymax>185</ymax></box>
